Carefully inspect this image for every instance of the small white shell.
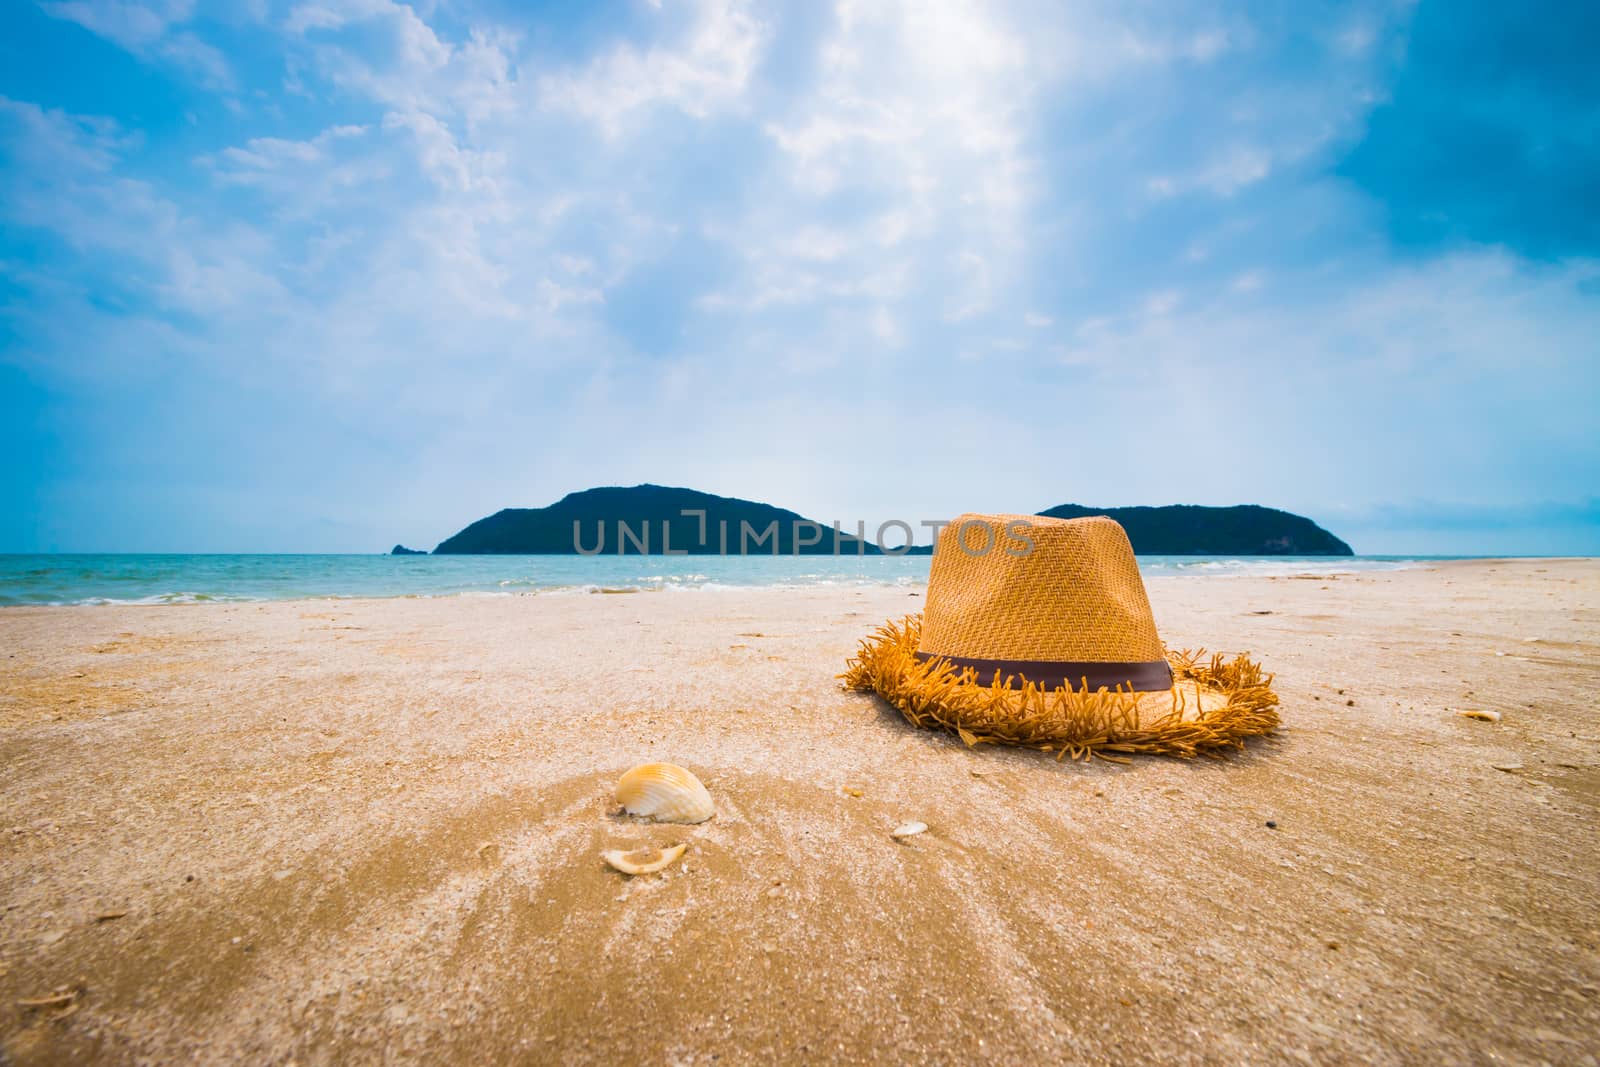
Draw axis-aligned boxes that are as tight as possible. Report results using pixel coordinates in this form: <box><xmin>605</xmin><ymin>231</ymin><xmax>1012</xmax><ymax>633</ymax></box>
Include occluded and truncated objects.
<box><xmin>891</xmin><ymin>821</ymin><xmax>928</xmax><ymax>840</ymax></box>
<box><xmin>615</xmin><ymin>763</ymin><xmax>715</xmax><ymax>824</ymax></box>
<box><xmin>602</xmin><ymin>843</ymin><xmax>687</xmax><ymax>876</ymax></box>
<box><xmin>1458</xmin><ymin>709</ymin><xmax>1501</xmax><ymax>722</ymax></box>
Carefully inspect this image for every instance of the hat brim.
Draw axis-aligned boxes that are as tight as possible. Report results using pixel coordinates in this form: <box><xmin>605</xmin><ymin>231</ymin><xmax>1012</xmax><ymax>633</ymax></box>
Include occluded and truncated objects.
<box><xmin>843</xmin><ymin>615</ymin><xmax>1280</xmax><ymax>763</ymax></box>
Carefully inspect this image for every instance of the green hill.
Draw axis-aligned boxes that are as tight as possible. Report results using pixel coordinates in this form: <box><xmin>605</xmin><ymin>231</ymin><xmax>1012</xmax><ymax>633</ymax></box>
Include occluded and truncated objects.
<box><xmin>1036</xmin><ymin>503</ymin><xmax>1353</xmax><ymax>555</ymax></box>
<box><xmin>433</xmin><ymin>485</ymin><xmax>879</xmax><ymax>555</ymax></box>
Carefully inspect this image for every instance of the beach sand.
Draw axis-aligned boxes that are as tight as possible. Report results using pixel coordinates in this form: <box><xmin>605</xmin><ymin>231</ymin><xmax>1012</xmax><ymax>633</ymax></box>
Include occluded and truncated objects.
<box><xmin>2</xmin><ymin>559</ymin><xmax>1597</xmax><ymax>1064</ymax></box>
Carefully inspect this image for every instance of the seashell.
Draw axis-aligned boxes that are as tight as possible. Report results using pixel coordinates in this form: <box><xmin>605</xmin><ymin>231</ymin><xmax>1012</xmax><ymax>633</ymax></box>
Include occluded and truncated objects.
<box><xmin>602</xmin><ymin>843</ymin><xmax>687</xmax><ymax>876</ymax></box>
<box><xmin>615</xmin><ymin>763</ymin><xmax>715</xmax><ymax>824</ymax></box>
<box><xmin>1459</xmin><ymin>709</ymin><xmax>1501</xmax><ymax>722</ymax></box>
<box><xmin>891</xmin><ymin>821</ymin><xmax>927</xmax><ymax>840</ymax></box>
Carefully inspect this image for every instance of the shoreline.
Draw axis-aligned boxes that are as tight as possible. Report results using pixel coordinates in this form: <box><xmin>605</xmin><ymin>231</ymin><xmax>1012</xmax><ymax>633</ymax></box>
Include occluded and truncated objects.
<box><xmin>3</xmin><ymin>558</ymin><xmax>1597</xmax><ymax>1063</ymax></box>
<box><xmin>0</xmin><ymin>554</ymin><xmax>1549</xmax><ymax>611</ymax></box>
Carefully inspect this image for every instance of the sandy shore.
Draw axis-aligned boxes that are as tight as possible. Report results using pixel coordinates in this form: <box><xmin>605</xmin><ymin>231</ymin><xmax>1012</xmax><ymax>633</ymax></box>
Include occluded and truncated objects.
<box><xmin>2</xmin><ymin>560</ymin><xmax>1598</xmax><ymax>1064</ymax></box>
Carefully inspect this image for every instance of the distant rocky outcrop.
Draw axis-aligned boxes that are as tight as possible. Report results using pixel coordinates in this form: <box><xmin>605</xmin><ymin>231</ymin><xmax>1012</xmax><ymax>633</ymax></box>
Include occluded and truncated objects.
<box><xmin>1036</xmin><ymin>504</ymin><xmax>1353</xmax><ymax>555</ymax></box>
<box><xmin>390</xmin><ymin>544</ymin><xmax>427</xmax><ymax>556</ymax></box>
<box><xmin>433</xmin><ymin>485</ymin><xmax>880</xmax><ymax>555</ymax></box>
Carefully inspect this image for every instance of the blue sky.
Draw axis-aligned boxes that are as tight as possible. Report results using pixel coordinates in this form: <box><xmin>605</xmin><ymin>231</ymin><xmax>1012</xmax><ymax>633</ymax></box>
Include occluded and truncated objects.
<box><xmin>1</xmin><ymin>0</ymin><xmax>1596</xmax><ymax>554</ymax></box>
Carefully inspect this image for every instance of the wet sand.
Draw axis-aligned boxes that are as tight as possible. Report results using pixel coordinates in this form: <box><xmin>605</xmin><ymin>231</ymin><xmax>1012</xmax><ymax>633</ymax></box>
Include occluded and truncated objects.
<box><xmin>2</xmin><ymin>559</ymin><xmax>1598</xmax><ymax>1064</ymax></box>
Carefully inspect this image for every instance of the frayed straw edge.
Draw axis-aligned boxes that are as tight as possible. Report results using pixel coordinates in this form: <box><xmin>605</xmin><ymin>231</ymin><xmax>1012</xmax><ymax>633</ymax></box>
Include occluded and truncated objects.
<box><xmin>840</xmin><ymin>615</ymin><xmax>1279</xmax><ymax>762</ymax></box>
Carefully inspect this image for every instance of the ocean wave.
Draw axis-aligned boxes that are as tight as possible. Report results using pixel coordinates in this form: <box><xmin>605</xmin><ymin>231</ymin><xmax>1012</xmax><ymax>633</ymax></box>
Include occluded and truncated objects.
<box><xmin>1143</xmin><ymin>558</ymin><xmax>1420</xmax><ymax>579</ymax></box>
<box><xmin>62</xmin><ymin>591</ymin><xmax>261</xmax><ymax>606</ymax></box>
<box><xmin>0</xmin><ymin>553</ymin><xmax>1445</xmax><ymax>606</ymax></box>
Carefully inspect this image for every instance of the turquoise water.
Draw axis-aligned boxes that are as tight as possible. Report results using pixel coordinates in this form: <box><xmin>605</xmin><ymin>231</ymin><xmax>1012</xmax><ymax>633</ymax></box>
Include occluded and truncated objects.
<box><xmin>0</xmin><ymin>553</ymin><xmax>1453</xmax><ymax>606</ymax></box>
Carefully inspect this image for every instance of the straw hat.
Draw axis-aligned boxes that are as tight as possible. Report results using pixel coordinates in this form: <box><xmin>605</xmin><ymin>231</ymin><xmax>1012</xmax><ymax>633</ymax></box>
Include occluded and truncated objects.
<box><xmin>843</xmin><ymin>513</ymin><xmax>1279</xmax><ymax>761</ymax></box>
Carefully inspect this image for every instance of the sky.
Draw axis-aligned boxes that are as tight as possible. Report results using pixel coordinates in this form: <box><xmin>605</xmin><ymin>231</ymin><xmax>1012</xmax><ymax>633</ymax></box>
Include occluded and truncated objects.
<box><xmin>1</xmin><ymin>0</ymin><xmax>1596</xmax><ymax>555</ymax></box>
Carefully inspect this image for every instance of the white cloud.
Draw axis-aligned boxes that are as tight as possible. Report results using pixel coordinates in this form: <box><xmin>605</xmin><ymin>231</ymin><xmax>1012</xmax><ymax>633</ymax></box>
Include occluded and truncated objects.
<box><xmin>41</xmin><ymin>0</ymin><xmax>234</xmax><ymax>89</ymax></box>
<box><xmin>1148</xmin><ymin>145</ymin><xmax>1273</xmax><ymax>198</ymax></box>
<box><xmin>38</xmin><ymin>0</ymin><xmax>191</xmax><ymax>49</ymax></box>
<box><xmin>777</xmin><ymin>227</ymin><xmax>852</xmax><ymax>262</ymax></box>
<box><xmin>763</xmin><ymin>0</ymin><xmax>1030</xmax><ymax>208</ymax></box>
<box><xmin>286</xmin><ymin>1</ymin><xmax>520</xmax><ymax>126</ymax></box>
<box><xmin>1143</xmin><ymin>289</ymin><xmax>1182</xmax><ymax>316</ymax></box>
<box><xmin>535</xmin><ymin>277</ymin><xmax>604</xmax><ymax>313</ymax></box>
<box><xmin>696</xmin><ymin>0</ymin><xmax>1047</xmax><ymax>351</ymax></box>
<box><xmin>214</xmin><ymin>124</ymin><xmax>366</xmax><ymax>172</ymax></box>
<box><xmin>947</xmin><ymin>251</ymin><xmax>994</xmax><ymax>321</ymax></box>
<box><xmin>0</xmin><ymin>95</ymin><xmax>131</xmax><ymax>171</ymax></box>
<box><xmin>159</xmin><ymin>30</ymin><xmax>234</xmax><ymax>89</ymax></box>
<box><xmin>381</xmin><ymin>110</ymin><xmax>499</xmax><ymax>193</ymax></box>
<box><xmin>0</xmin><ymin>100</ymin><xmax>304</xmax><ymax>387</ymax></box>
<box><xmin>870</xmin><ymin>305</ymin><xmax>901</xmax><ymax>346</ymax></box>
<box><xmin>1335</xmin><ymin>22</ymin><xmax>1376</xmax><ymax>56</ymax></box>
<box><xmin>538</xmin><ymin>0</ymin><xmax>765</xmax><ymax>135</ymax></box>
<box><xmin>1185</xmin><ymin>29</ymin><xmax>1231</xmax><ymax>62</ymax></box>
<box><xmin>1066</xmin><ymin>251</ymin><xmax>1599</xmax><ymax>388</ymax></box>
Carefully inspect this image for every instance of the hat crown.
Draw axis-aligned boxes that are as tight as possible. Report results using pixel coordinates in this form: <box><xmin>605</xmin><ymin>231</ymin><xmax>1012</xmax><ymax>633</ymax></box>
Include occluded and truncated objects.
<box><xmin>918</xmin><ymin>513</ymin><xmax>1164</xmax><ymax>664</ymax></box>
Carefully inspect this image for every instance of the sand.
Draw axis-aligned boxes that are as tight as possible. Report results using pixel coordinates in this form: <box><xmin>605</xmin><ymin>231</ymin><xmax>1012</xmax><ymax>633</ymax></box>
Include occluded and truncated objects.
<box><xmin>2</xmin><ymin>559</ymin><xmax>1598</xmax><ymax>1064</ymax></box>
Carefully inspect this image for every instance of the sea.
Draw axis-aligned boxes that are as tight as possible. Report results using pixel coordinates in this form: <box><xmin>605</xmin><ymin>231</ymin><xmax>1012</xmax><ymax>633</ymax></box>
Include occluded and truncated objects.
<box><xmin>0</xmin><ymin>553</ymin><xmax>1463</xmax><ymax>607</ymax></box>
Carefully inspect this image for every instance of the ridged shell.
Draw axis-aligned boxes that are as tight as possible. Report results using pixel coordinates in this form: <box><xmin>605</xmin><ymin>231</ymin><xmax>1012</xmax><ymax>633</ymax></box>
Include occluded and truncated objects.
<box><xmin>615</xmin><ymin>763</ymin><xmax>715</xmax><ymax>824</ymax></box>
<box><xmin>602</xmin><ymin>843</ymin><xmax>687</xmax><ymax>876</ymax></box>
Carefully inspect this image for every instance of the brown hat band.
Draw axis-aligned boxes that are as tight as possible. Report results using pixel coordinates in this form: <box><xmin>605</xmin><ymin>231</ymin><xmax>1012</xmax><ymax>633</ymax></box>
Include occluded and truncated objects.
<box><xmin>914</xmin><ymin>652</ymin><xmax>1176</xmax><ymax>692</ymax></box>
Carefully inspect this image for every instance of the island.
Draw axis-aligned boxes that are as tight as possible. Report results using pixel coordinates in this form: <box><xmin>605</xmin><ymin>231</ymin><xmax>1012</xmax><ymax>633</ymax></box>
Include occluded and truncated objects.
<box><xmin>1038</xmin><ymin>503</ymin><xmax>1354</xmax><ymax>556</ymax></box>
<box><xmin>422</xmin><ymin>485</ymin><xmax>1355</xmax><ymax>555</ymax></box>
<box><xmin>432</xmin><ymin>485</ymin><xmax>879</xmax><ymax>555</ymax></box>
<box><xmin>390</xmin><ymin>545</ymin><xmax>428</xmax><ymax>556</ymax></box>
